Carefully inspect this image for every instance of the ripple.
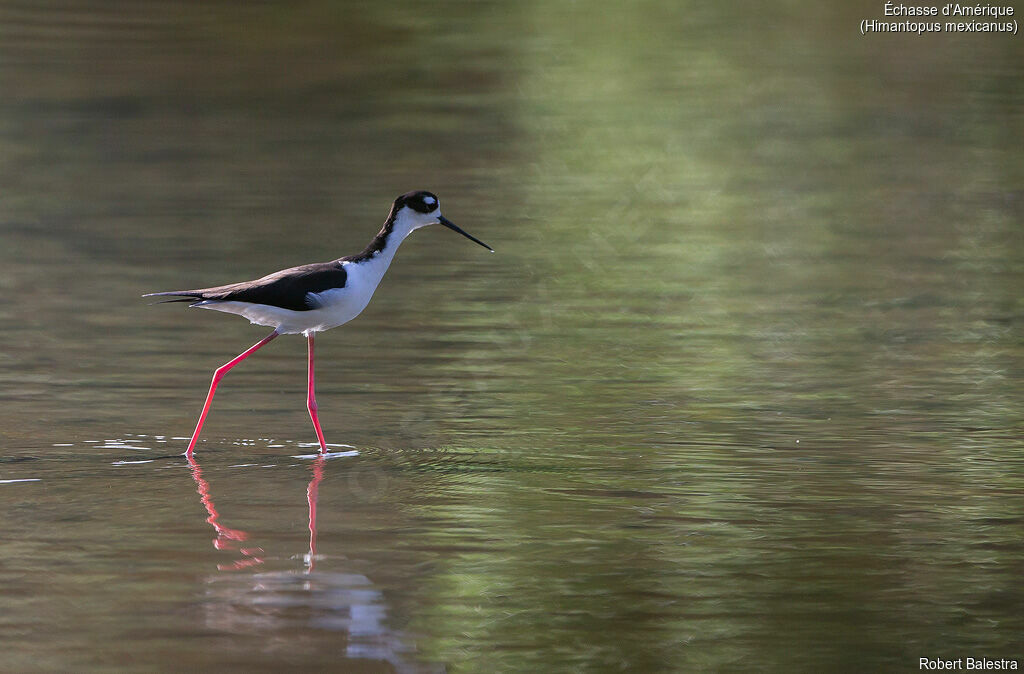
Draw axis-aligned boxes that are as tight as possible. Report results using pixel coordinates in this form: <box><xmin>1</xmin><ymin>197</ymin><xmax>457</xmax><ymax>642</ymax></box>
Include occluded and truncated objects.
<box><xmin>292</xmin><ymin>450</ymin><xmax>360</xmax><ymax>460</ymax></box>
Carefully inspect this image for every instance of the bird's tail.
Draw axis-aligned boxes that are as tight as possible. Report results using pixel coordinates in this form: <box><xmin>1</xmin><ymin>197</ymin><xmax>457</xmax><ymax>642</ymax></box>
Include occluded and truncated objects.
<box><xmin>142</xmin><ymin>291</ymin><xmax>205</xmax><ymax>306</ymax></box>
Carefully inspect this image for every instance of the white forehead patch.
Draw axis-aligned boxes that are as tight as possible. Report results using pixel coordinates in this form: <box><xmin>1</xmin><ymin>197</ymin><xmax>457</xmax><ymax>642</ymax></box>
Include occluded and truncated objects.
<box><xmin>423</xmin><ymin>196</ymin><xmax>436</xmax><ymax>206</ymax></box>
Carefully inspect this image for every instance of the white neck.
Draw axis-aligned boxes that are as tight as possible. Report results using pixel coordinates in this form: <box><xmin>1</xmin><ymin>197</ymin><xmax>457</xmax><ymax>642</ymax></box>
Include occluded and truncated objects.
<box><xmin>341</xmin><ymin>207</ymin><xmax>424</xmax><ymax>287</ymax></box>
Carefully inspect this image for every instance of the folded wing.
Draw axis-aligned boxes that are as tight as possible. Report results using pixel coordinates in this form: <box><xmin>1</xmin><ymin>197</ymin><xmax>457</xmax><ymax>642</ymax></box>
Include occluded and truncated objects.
<box><xmin>144</xmin><ymin>261</ymin><xmax>348</xmax><ymax>312</ymax></box>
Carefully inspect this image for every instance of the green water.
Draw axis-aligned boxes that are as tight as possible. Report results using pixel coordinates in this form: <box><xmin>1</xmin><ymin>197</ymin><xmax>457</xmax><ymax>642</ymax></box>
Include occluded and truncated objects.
<box><xmin>1</xmin><ymin>2</ymin><xmax>1022</xmax><ymax>672</ymax></box>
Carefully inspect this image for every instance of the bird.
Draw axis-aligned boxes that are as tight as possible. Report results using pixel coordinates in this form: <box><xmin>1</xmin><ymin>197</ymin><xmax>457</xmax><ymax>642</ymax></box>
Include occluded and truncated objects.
<box><xmin>145</xmin><ymin>190</ymin><xmax>492</xmax><ymax>457</ymax></box>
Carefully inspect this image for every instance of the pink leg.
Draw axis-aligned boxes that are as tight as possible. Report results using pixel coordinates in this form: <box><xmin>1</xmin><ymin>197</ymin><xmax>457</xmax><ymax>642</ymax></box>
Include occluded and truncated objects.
<box><xmin>185</xmin><ymin>330</ymin><xmax>279</xmax><ymax>457</ymax></box>
<box><xmin>306</xmin><ymin>333</ymin><xmax>328</xmax><ymax>454</ymax></box>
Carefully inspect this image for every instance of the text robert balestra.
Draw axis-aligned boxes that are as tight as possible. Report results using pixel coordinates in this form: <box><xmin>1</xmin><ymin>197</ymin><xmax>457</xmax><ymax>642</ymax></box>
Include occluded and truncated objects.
<box><xmin>920</xmin><ymin>658</ymin><xmax>1019</xmax><ymax>670</ymax></box>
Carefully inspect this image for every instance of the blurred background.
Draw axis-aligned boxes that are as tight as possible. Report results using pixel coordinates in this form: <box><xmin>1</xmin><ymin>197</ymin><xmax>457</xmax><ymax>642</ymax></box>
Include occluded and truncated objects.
<box><xmin>1</xmin><ymin>1</ymin><xmax>1022</xmax><ymax>672</ymax></box>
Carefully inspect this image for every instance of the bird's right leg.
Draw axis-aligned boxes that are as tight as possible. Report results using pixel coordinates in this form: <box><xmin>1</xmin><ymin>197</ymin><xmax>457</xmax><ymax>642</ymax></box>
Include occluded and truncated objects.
<box><xmin>306</xmin><ymin>333</ymin><xmax>328</xmax><ymax>454</ymax></box>
<box><xmin>185</xmin><ymin>330</ymin><xmax>279</xmax><ymax>457</ymax></box>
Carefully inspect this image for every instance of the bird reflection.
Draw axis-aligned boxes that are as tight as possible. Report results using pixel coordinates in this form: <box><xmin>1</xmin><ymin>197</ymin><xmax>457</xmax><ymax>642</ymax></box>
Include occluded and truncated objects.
<box><xmin>187</xmin><ymin>453</ymin><xmax>431</xmax><ymax>672</ymax></box>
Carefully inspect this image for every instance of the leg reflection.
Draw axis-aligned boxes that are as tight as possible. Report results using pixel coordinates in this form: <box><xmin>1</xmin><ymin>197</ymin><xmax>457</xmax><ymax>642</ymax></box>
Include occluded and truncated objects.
<box><xmin>188</xmin><ymin>455</ymin><xmax>265</xmax><ymax>571</ymax></box>
<box><xmin>306</xmin><ymin>456</ymin><xmax>326</xmax><ymax>572</ymax></box>
<box><xmin>191</xmin><ymin>455</ymin><xmax>429</xmax><ymax>671</ymax></box>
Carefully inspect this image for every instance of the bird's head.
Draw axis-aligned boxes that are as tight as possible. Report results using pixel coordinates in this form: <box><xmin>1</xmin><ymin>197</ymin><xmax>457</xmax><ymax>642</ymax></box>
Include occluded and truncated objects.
<box><xmin>392</xmin><ymin>190</ymin><xmax>493</xmax><ymax>252</ymax></box>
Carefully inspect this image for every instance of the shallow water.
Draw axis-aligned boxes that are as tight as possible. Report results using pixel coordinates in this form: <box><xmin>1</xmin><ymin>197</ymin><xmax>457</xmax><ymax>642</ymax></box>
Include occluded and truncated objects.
<box><xmin>1</xmin><ymin>2</ymin><xmax>1022</xmax><ymax>672</ymax></box>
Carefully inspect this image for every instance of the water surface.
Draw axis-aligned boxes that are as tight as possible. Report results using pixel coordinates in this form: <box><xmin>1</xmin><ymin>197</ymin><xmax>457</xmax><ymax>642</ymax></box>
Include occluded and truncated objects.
<box><xmin>1</xmin><ymin>1</ymin><xmax>1022</xmax><ymax>671</ymax></box>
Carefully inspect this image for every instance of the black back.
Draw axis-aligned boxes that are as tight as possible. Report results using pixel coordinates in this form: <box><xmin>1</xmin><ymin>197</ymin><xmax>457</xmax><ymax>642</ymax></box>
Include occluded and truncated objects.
<box><xmin>146</xmin><ymin>261</ymin><xmax>348</xmax><ymax>311</ymax></box>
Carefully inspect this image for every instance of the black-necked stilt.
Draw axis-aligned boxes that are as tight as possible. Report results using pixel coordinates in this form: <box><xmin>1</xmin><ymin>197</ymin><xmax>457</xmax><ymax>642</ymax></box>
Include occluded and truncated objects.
<box><xmin>145</xmin><ymin>191</ymin><xmax>492</xmax><ymax>457</ymax></box>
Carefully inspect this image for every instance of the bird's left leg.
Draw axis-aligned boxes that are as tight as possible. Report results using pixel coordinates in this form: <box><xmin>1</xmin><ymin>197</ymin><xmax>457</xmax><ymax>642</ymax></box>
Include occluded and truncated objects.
<box><xmin>186</xmin><ymin>329</ymin><xmax>279</xmax><ymax>457</ymax></box>
<box><xmin>306</xmin><ymin>333</ymin><xmax>328</xmax><ymax>454</ymax></box>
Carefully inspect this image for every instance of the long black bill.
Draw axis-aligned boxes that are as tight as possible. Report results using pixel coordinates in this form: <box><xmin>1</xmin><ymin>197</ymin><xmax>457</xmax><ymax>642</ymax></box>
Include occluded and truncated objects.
<box><xmin>439</xmin><ymin>215</ymin><xmax>493</xmax><ymax>252</ymax></box>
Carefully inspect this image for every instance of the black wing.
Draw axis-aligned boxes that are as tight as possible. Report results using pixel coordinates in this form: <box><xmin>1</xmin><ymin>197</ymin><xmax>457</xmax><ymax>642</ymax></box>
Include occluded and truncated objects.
<box><xmin>144</xmin><ymin>261</ymin><xmax>348</xmax><ymax>312</ymax></box>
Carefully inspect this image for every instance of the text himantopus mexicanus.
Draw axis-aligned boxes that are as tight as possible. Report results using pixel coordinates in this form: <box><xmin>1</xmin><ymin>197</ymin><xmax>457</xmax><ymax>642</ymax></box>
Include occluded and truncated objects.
<box><xmin>145</xmin><ymin>191</ymin><xmax>492</xmax><ymax>457</ymax></box>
